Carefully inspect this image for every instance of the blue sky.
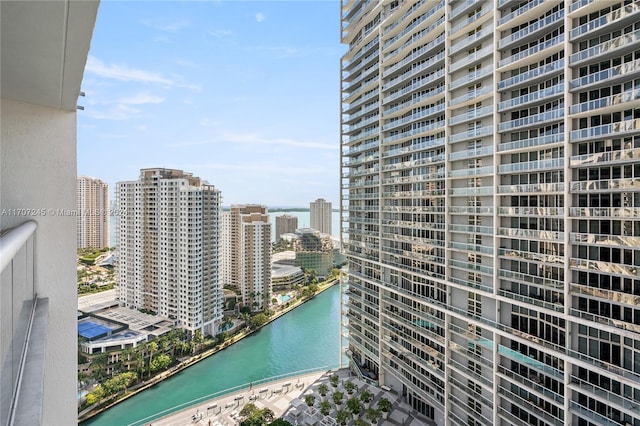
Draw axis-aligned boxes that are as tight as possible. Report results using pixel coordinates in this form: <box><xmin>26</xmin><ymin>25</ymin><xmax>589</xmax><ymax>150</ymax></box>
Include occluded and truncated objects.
<box><xmin>78</xmin><ymin>0</ymin><xmax>344</xmax><ymax>207</ymax></box>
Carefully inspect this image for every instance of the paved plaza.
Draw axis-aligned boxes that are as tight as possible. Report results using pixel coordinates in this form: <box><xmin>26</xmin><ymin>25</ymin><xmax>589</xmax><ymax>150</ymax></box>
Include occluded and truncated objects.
<box><xmin>149</xmin><ymin>369</ymin><xmax>434</xmax><ymax>426</ymax></box>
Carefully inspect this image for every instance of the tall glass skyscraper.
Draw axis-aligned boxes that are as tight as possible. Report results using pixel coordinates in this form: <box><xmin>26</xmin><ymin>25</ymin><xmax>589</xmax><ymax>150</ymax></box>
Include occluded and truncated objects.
<box><xmin>340</xmin><ymin>1</ymin><xmax>640</xmax><ymax>425</ymax></box>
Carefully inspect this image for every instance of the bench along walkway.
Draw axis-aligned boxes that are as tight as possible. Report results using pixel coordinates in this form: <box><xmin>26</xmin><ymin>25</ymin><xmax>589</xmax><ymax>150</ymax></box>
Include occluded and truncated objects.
<box><xmin>147</xmin><ymin>369</ymin><xmax>435</xmax><ymax>426</ymax></box>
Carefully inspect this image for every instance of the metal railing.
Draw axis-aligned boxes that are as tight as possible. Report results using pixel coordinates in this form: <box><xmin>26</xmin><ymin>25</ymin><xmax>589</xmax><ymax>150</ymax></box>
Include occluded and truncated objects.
<box><xmin>1</xmin><ymin>220</ymin><xmax>48</xmax><ymax>426</ymax></box>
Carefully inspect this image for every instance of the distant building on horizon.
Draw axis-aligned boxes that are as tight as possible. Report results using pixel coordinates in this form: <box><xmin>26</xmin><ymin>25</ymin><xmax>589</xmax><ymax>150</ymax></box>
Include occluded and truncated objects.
<box><xmin>221</xmin><ymin>204</ymin><xmax>272</xmax><ymax>312</ymax></box>
<box><xmin>310</xmin><ymin>198</ymin><xmax>332</xmax><ymax>235</ymax></box>
<box><xmin>115</xmin><ymin>168</ymin><xmax>222</xmax><ymax>336</ymax></box>
<box><xmin>275</xmin><ymin>214</ymin><xmax>298</xmax><ymax>240</ymax></box>
<box><xmin>76</xmin><ymin>176</ymin><xmax>109</xmax><ymax>249</ymax></box>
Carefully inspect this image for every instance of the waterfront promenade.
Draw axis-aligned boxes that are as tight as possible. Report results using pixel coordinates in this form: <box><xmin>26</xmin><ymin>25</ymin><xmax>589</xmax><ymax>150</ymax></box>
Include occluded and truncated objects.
<box><xmin>145</xmin><ymin>369</ymin><xmax>432</xmax><ymax>426</ymax></box>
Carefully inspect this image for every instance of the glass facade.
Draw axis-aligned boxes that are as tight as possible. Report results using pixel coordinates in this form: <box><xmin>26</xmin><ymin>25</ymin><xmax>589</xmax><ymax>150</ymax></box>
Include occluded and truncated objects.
<box><xmin>340</xmin><ymin>1</ymin><xmax>640</xmax><ymax>424</ymax></box>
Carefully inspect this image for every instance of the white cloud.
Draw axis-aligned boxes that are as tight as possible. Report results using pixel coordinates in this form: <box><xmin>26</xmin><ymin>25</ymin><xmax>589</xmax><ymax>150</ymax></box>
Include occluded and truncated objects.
<box><xmin>141</xmin><ymin>19</ymin><xmax>190</xmax><ymax>32</ymax></box>
<box><xmin>255</xmin><ymin>12</ymin><xmax>265</xmax><ymax>23</ymax></box>
<box><xmin>85</xmin><ymin>56</ymin><xmax>174</xmax><ymax>85</ymax></box>
<box><xmin>83</xmin><ymin>92</ymin><xmax>164</xmax><ymax>120</ymax></box>
<box><xmin>207</xmin><ymin>29</ymin><xmax>232</xmax><ymax>38</ymax></box>
<box><xmin>182</xmin><ymin>162</ymin><xmax>325</xmax><ymax>176</ymax></box>
<box><xmin>85</xmin><ymin>104</ymin><xmax>141</xmax><ymax>121</ymax></box>
<box><xmin>166</xmin><ymin>132</ymin><xmax>334</xmax><ymax>150</ymax></box>
<box><xmin>117</xmin><ymin>93</ymin><xmax>165</xmax><ymax>105</ymax></box>
<box><xmin>244</xmin><ymin>45</ymin><xmax>301</xmax><ymax>58</ymax></box>
<box><xmin>85</xmin><ymin>56</ymin><xmax>202</xmax><ymax>92</ymax></box>
<box><xmin>200</xmin><ymin>118</ymin><xmax>221</xmax><ymax>127</ymax></box>
<box><xmin>226</xmin><ymin>132</ymin><xmax>334</xmax><ymax>150</ymax></box>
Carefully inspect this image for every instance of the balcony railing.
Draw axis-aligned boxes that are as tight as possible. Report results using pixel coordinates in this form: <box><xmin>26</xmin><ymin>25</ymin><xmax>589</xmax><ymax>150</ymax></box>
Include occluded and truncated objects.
<box><xmin>383</xmin><ymin>52</ymin><xmax>446</xmax><ymax>91</ymax></box>
<box><xmin>570</xmin><ymin>147</ymin><xmax>640</xmax><ymax>166</ymax></box>
<box><xmin>570</xmin><ymin>177</ymin><xmax>640</xmax><ymax>192</ymax></box>
<box><xmin>449</xmin><ymin>65</ymin><xmax>493</xmax><ymax>90</ymax></box>
<box><xmin>570</xmin><ymin>29</ymin><xmax>640</xmax><ymax>65</ymax></box>
<box><xmin>569</xmin><ymin>0</ymin><xmax>594</xmax><ymax>13</ymax></box>
<box><xmin>570</xmin><ymin>118</ymin><xmax>640</xmax><ymax>142</ymax></box>
<box><xmin>450</xmin><ymin>45</ymin><xmax>494</xmax><ymax>73</ymax></box>
<box><xmin>499</xmin><ymin>59</ymin><xmax>563</xmax><ymax>90</ymax></box>
<box><xmin>570</xmin><ymin>58</ymin><xmax>640</xmax><ymax>90</ymax></box>
<box><xmin>498</xmin><ymin>158</ymin><xmax>564</xmax><ymax>173</ymax></box>
<box><xmin>383</xmin><ymin>2</ymin><xmax>445</xmax><ymax>49</ymax></box>
<box><xmin>0</xmin><ymin>220</ymin><xmax>48</xmax><ymax>426</ymax></box>
<box><xmin>498</xmin><ymin>133</ymin><xmax>563</xmax><ymax>152</ymax></box>
<box><xmin>448</xmin><ymin>105</ymin><xmax>493</xmax><ymax>126</ymax></box>
<box><xmin>569</xmin><ymin>88</ymin><xmax>640</xmax><ymax>115</ymax></box>
<box><xmin>499</xmin><ymin>34</ymin><xmax>564</xmax><ymax>68</ymax></box>
<box><xmin>571</xmin><ymin>2</ymin><xmax>640</xmax><ymax>40</ymax></box>
<box><xmin>449</xmin><ymin>25</ymin><xmax>493</xmax><ymax>55</ymax></box>
<box><xmin>450</xmin><ymin>3</ymin><xmax>492</xmax><ymax>36</ymax></box>
<box><xmin>498</xmin><ymin>83</ymin><xmax>564</xmax><ymax>112</ymax></box>
<box><xmin>498</xmin><ymin>108</ymin><xmax>564</xmax><ymax>132</ymax></box>
<box><xmin>449</xmin><ymin>85</ymin><xmax>492</xmax><ymax>107</ymax></box>
<box><xmin>498</xmin><ymin>9</ymin><xmax>564</xmax><ymax>49</ymax></box>
<box><xmin>499</xmin><ymin>0</ymin><xmax>546</xmax><ymax>26</ymax></box>
<box><xmin>449</xmin><ymin>126</ymin><xmax>492</xmax><ymax>143</ymax></box>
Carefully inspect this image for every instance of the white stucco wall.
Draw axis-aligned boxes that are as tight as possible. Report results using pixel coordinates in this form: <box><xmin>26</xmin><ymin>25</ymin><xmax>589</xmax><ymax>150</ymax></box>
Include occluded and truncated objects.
<box><xmin>1</xmin><ymin>98</ymin><xmax>78</xmax><ymax>425</ymax></box>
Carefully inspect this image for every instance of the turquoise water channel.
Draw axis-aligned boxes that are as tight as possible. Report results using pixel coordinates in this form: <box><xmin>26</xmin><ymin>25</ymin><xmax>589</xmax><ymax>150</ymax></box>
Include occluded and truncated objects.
<box><xmin>82</xmin><ymin>285</ymin><xmax>342</xmax><ymax>426</ymax></box>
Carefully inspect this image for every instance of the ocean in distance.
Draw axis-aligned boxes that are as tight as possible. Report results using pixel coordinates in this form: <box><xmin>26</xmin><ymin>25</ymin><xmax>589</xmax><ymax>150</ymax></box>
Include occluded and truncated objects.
<box><xmin>109</xmin><ymin>209</ymin><xmax>341</xmax><ymax>246</ymax></box>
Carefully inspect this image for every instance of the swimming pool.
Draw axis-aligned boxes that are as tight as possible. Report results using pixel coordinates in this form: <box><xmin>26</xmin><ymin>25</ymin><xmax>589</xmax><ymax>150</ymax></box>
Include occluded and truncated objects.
<box><xmin>279</xmin><ymin>294</ymin><xmax>292</xmax><ymax>303</ymax></box>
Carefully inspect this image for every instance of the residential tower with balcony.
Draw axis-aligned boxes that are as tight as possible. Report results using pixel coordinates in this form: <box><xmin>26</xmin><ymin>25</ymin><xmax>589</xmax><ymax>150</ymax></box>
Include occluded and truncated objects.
<box><xmin>340</xmin><ymin>1</ymin><xmax>640</xmax><ymax>424</ymax></box>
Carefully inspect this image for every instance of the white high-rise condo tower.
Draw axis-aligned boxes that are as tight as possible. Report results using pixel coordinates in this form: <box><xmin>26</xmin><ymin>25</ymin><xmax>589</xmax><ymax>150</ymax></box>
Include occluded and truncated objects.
<box><xmin>77</xmin><ymin>176</ymin><xmax>109</xmax><ymax>249</ymax></box>
<box><xmin>340</xmin><ymin>1</ymin><xmax>640</xmax><ymax>425</ymax></box>
<box><xmin>220</xmin><ymin>205</ymin><xmax>272</xmax><ymax>312</ymax></box>
<box><xmin>116</xmin><ymin>168</ymin><xmax>222</xmax><ymax>336</ymax></box>
<box><xmin>310</xmin><ymin>198</ymin><xmax>332</xmax><ymax>235</ymax></box>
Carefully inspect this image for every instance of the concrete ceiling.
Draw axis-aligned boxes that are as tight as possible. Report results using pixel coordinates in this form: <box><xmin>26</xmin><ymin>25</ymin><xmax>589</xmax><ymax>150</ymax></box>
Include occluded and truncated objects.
<box><xmin>1</xmin><ymin>0</ymin><xmax>100</xmax><ymax>111</ymax></box>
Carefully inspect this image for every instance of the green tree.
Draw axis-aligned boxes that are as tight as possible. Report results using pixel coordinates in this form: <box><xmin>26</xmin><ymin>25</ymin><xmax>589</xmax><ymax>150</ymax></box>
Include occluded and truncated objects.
<box><xmin>215</xmin><ymin>331</ymin><xmax>228</xmax><ymax>346</ymax></box>
<box><xmin>192</xmin><ymin>329</ymin><xmax>203</xmax><ymax>354</ymax></box>
<box><xmin>336</xmin><ymin>410</ymin><xmax>350</xmax><ymax>426</ymax></box>
<box><xmin>85</xmin><ymin>385</ymin><xmax>105</xmax><ymax>405</ymax></box>
<box><xmin>249</xmin><ymin>313</ymin><xmax>268</xmax><ymax>329</ymax></box>
<box><xmin>90</xmin><ymin>353</ymin><xmax>108</xmax><ymax>382</ymax></box>
<box><xmin>146</xmin><ymin>341</ymin><xmax>158</xmax><ymax>379</ymax></box>
<box><xmin>133</xmin><ymin>348</ymin><xmax>146</xmax><ymax>378</ymax></box>
<box><xmin>150</xmin><ymin>353</ymin><xmax>171</xmax><ymax>373</ymax></box>
<box><xmin>304</xmin><ymin>394</ymin><xmax>316</xmax><ymax>407</ymax></box>
<box><xmin>268</xmin><ymin>420</ymin><xmax>292</xmax><ymax>426</ymax></box>
<box><xmin>239</xmin><ymin>403</ymin><xmax>275</xmax><ymax>426</ymax></box>
<box><xmin>347</xmin><ymin>397</ymin><xmax>361</xmax><ymax>416</ymax></box>
<box><xmin>320</xmin><ymin>400</ymin><xmax>331</xmax><ymax>416</ymax></box>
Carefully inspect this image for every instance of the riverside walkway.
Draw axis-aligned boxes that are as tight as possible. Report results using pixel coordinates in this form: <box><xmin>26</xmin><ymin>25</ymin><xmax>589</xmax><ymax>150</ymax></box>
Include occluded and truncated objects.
<box><xmin>144</xmin><ymin>369</ymin><xmax>433</xmax><ymax>426</ymax></box>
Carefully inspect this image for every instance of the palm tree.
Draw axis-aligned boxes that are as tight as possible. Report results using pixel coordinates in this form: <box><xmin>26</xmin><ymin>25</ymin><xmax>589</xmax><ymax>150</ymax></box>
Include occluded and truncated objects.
<box><xmin>146</xmin><ymin>341</ymin><xmax>158</xmax><ymax>379</ymax></box>
<box><xmin>90</xmin><ymin>353</ymin><xmax>108</xmax><ymax>383</ymax></box>
<box><xmin>133</xmin><ymin>347</ymin><xmax>145</xmax><ymax>380</ymax></box>
<box><xmin>168</xmin><ymin>330</ymin><xmax>180</xmax><ymax>359</ymax></box>
<box><xmin>192</xmin><ymin>329</ymin><xmax>203</xmax><ymax>355</ymax></box>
